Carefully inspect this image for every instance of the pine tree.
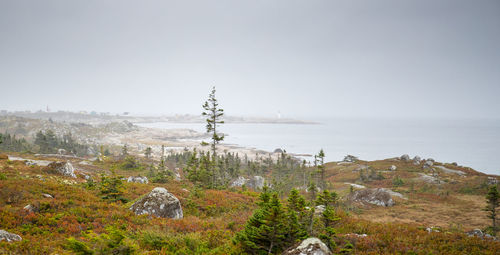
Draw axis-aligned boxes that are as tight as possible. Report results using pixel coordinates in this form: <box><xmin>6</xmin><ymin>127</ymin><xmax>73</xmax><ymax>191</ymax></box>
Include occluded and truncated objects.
<box><xmin>286</xmin><ymin>189</ymin><xmax>308</xmax><ymax>244</ymax></box>
<box><xmin>202</xmin><ymin>86</ymin><xmax>224</xmax><ymax>187</ymax></box>
<box><xmin>235</xmin><ymin>188</ymin><xmax>288</xmax><ymax>254</ymax></box>
<box><xmin>144</xmin><ymin>147</ymin><xmax>152</xmax><ymax>159</ymax></box>
<box><xmin>121</xmin><ymin>144</ymin><xmax>128</xmax><ymax>156</ymax></box>
<box><xmin>317</xmin><ymin>149</ymin><xmax>326</xmax><ymax>190</ymax></box>
<box><xmin>485</xmin><ymin>185</ymin><xmax>500</xmax><ymax>236</ymax></box>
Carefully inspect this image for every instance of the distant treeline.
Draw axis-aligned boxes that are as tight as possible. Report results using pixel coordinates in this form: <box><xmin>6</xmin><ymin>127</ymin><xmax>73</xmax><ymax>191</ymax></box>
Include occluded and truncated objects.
<box><xmin>0</xmin><ymin>130</ymin><xmax>89</xmax><ymax>157</ymax></box>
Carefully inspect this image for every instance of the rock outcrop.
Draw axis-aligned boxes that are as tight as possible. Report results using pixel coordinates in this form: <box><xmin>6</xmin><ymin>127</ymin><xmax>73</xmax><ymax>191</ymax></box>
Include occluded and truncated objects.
<box><xmin>347</xmin><ymin>188</ymin><xmax>402</xmax><ymax>207</ymax></box>
<box><xmin>400</xmin><ymin>154</ymin><xmax>410</xmax><ymax>162</ymax></box>
<box><xmin>127</xmin><ymin>176</ymin><xmax>149</xmax><ymax>184</ymax></box>
<box><xmin>0</xmin><ymin>230</ymin><xmax>22</xmax><ymax>242</ymax></box>
<box><xmin>284</xmin><ymin>237</ymin><xmax>332</xmax><ymax>255</ymax></box>
<box><xmin>130</xmin><ymin>187</ymin><xmax>183</xmax><ymax>219</ymax></box>
<box><xmin>230</xmin><ymin>176</ymin><xmax>265</xmax><ymax>190</ymax></box>
<box><xmin>44</xmin><ymin>162</ymin><xmax>76</xmax><ymax>178</ymax></box>
<box><xmin>413</xmin><ymin>156</ymin><xmax>421</xmax><ymax>165</ymax></box>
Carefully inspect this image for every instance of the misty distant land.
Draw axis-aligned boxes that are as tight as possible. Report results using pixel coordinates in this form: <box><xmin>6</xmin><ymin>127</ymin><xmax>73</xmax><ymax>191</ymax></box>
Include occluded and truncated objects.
<box><xmin>0</xmin><ymin>109</ymin><xmax>317</xmax><ymax>125</ymax></box>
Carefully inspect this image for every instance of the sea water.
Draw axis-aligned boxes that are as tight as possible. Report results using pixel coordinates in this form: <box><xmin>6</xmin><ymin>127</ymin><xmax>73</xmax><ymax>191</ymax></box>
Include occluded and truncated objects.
<box><xmin>137</xmin><ymin>118</ymin><xmax>500</xmax><ymax>175</ymax></box>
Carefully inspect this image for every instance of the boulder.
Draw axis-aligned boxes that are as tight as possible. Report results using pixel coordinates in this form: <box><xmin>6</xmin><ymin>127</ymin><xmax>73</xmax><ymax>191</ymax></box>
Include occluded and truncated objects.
<box><xmin>423</xmin><ymin>160</ymin><xmax>434</xmax><ymax>170</ymax></box>
<box><xmin>274</xmin><ymin>148</ymin><xmax>284</xmax><ymax>153</ymax></box>
<box><xmin>230</xmin><ymin>176</ymin><xmax>249</xmax><ymax>187</ymax></box>
<box><xmin>413</xmin><ymin>156</ymin><xmax>421</xmax><ymax>165</ymax></box>
<box><xmin>130</xmin><ymin>187</ymin><xmax>183</xmax><ymax>219</ymax></box>
<box><xmin>44</xmin><ymin>162</ymin><xmax>76</xmax><ymax>178</ymax></box>
<box><xmin>389</xmin><ymin>165</ymin><xmax>397</xmax><ymax>171</ymax></box>
<box><xmin>230</xmin><ymin>176</ymin><xmax>265</xmax><ymax>190</ymax></box>
<box><xmin>23</xmin><ymin>204</ymin><xmax>35</xmax><ymax>213</ymax></box>
<box><xmin>347</xmin><ymin>188</ymin><xmax>397</xmax><ymax>207</ymax></box>
<box><xmin>127</xmin><ymin>176</ymin><xmax>149</xmax><ymax>184</ymax></box>
<box><xmin>284</xmin><ymin>237</ymin><xmax>332</xmax><ymax>255</ymax></box>
<box><xmin>487</xmin><ymin>177</ymin><xmax>499</xmax><ymax>185</ymax></box>
<box><xmin>0</xmin><ymin>230</ymin><xmax>22</xmax><ymax>242</ymax></box>
<box><xmin>42</xmin><ymin>193</ymin><xmax>53</xmax><ymax>198</ymax></box>
<box><xmin>249</xmin><ymin>176</ymin><xmax>265</xmax><ymax>190</ymax></box>
<box><xmin>343</xmin><ymin>155</ymin><xmax>358</xmax><ymax>163</ymax></box>
<box><xmin>400</xmin><ymin>154</ymin><xmax>410</xmax><ymax>162</ymax></box>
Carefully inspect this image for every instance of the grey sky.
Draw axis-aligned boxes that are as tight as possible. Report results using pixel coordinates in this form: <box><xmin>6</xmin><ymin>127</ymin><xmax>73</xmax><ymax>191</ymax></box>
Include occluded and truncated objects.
<box><xmin>0</xmin><ymin>0</ymin><xmax>499</xmax><ymax>119</ymax></box>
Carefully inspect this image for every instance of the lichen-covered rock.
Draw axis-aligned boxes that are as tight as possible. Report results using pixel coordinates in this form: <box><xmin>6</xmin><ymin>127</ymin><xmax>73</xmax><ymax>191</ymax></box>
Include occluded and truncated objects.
<box><xmin>127</xmin><ymin>176</ymin><xmax>149</xmax><ymax>184</ymax></box>
<box><xmin>423</xmin><ymin>160</ymin><xmax>434</xmax><ymax>170</ymax></box>
<box><xmin>230</xmin><ymin>176</ymin><xmax>249</xmax><ymax>187</ymax></box>
<box><xmin>0</xmin><ymin>230</ymin><xmax>22</xmax><ymax>242</ymax></box>
<box><xmin>130</xmin><ymin>187</ymin><xmax>183</xmax><ymax>219</ymax></box>
<box><xmin>413</xmin><ymin>156</ymin><xmax>421</xmax><ymax>165</ymax></box>
<box><xmin>284</xmin><ymin>237</ymin><xmax>332</xmax><ymax>255</ymax></box>
<box><xmin>347</xmin><ymin>188</ymin><xmax>398</xmax><ymax>207</ymax></box>
<box><xmin>400</xmin><ymin>154</ymin><xmax>410</xmax><ymax>162</ymax></box>
<box><xmin>230</xmin><ymin>176</ymin><xmax>265</xmax><ymax>190</ymax></box>
<box><xmin>44</xmin><ymin>162</ymin><xmax>76</xmax><ymax>178</ymax></box>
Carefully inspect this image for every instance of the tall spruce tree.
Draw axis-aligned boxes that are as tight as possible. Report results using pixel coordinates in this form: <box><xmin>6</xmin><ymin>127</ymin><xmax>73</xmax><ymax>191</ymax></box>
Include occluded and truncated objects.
<box><xmin>317</xmin><ymin>149</ymin><xmax>326</xmax><ymax>190</ymax></box>
<box><xmin>485</xmin><ymin>185</ymin><xmax>500</xmax><ymax>236</ymax></box>
<box><xmin>202</xmin><ymin>86</ymin><xmax>224</xmax><ymax>187</ymax></box>
<box><xmin>202</xmin><ymin>86</ymin><xmax>224</xmax><ymax>156</ymax></box>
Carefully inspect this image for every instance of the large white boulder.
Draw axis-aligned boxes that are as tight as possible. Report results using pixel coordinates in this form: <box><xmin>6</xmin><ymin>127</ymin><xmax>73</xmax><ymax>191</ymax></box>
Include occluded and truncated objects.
<box><xmin>130</xmin><ymin>187</ymin><xmax>183</xmax><ymax>219</ymax></box>
<box><xmin>284</xmin><ymin>237</ymin><xmax>332</xmax><ymax>255</ymax></box>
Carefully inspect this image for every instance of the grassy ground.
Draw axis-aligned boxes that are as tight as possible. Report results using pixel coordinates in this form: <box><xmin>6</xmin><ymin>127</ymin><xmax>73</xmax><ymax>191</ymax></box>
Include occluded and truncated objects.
<box><xmin>0</xmin><ymin>153</ymin><xmax>499</xmax><ymax>254</ymax></box>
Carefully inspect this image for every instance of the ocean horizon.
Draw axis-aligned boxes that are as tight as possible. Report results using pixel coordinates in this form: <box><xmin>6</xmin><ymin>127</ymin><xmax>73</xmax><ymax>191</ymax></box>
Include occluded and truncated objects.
<box><xmin>138</xmin><ymin>117</ymin><xmax>500</xmax><ymax>175</ymax></box>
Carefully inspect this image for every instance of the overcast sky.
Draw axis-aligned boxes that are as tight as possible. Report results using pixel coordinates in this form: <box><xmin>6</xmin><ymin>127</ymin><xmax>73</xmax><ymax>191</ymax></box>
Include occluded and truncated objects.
<box><xmin>0</xmin><ymin>0</ymin><xmax>499</xmax><ymax>119</ymax></box>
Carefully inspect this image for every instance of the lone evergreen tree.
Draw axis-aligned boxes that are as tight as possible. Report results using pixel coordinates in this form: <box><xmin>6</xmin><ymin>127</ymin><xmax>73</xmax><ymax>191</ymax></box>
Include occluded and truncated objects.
<box><xmin>202</xmin><ymin>86</ymin><xmax>224</xmax><ymax>156</ymax></box>
<box><xmin>317</xmin><ymin>149</ymin><xmax>326</xmax><ymax>189</ymax></box>
<box><xmin>485</xmin><ymin>185</ymin><xmax>500</xmax><ymax>236</ymax></box>
<box><xmin>202</xmin><ymin>86</ymin><xmax>224</xmax><ymax>187</ymax></box>
<box><xmin>144</xmin><ymin>147</ymin><xmax>152</xmax><ymax>159</ymax></box>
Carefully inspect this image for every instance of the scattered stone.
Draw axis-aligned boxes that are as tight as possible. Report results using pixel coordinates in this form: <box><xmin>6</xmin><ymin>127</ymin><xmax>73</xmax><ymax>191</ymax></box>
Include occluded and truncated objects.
<box><xmin>347</xmin><ymin>188</ymin><xmax>402</xmax><ymax>207</ymax></box>
<box><xmin>130</xmin><ymin>187</ymin><xmax>183</xmax><ymax>219</ymax></box>
<box><xmin>413</xmin><ymin>156</ymin><xmax>421</xmax><ymax>165</ymax></box>
<box><xmin>423</xmin><ymin>160</ymin><xmax>434</xmax><ymax>170</ymax></box>
<box><xmin>230</xmin><ymin>176</ymin><xmax>249</xmax><ymax>187</ymax></box>
<box><xmin>418</xmin><ymin>173</ymin><xmax>441</xmax><ymax>184</ymax></box>
<box><xmin>343</xmin><ymin>155</ymin><xmax>358</xmax><ymax>163</ymax></box>
<box><xmin>23</xmin><ymin>204</ymin><xmax>35</xmax><ymax>213</ymax></box>
<box><xmin>353</xmin><ymin>165</ymin><xmax>368</xmax><ymax>172</ymax></box>
<box><xmin>400</xmin><ymin>154</ymin><xmax>410</xmax><ymax>162</ymax></box>
<box><xmin>487</xmin><ymin>177</ymin><xmax>499</xmax><ymax>185</ymax></box>
<box><xmin>44</xmin><ymin>162</ymin><xmax>76</xmax><ymax>178</ymax></box>
<box><xmin>465</xmin><ymin>229</ymin><xmax>496</xmax><ymax>240</ymax></box>
<box><xmin>127</xmin><ymin>176</ymin><xmax>149</xmax><ymax>184</ymax></box>
<box><xmin>284</xmin><ymin>237</ymin><xmax>332</xmax><ymax>255</ymax></box>
<box><xmin>426</xmin><ymin>227</ymin><xmax>441</xmax><ymax>233</ymax></box>
<box><xmin>435</xmin><ymin>165</ymin><xmax>465</xmax><ymax>176</ymax></box>
<box><xmin>0</xmin><ymin>230</ymin><xmax>22</xmax><ymax>242</ymax></box>
<box><xmin>230</xmin><ymin>176</ymin><xmax>265</xmax><ymax>190</ymax></box>
<box><xmin>345</xmin><ymin>233</ymin><xmax>368</xmax><ymax>238</ymax></box>
<box><xmin>79</xmin><ymin>160</ymin><xmax>92</xmax><ymax>166</ymax></box>
<box><xmin>389</xmin><ymin>165</ymin><xmax>397</xmax><ymax>171</ymax></box>
<box><xmin>344</xmin><ymin>183</ymin><xmax>366</xmax><ymax>189</ymax></box>
<box><xmin>42</xmin><ymin>193</ymin><xmax>53</xmax><ymax>198</ymax></box>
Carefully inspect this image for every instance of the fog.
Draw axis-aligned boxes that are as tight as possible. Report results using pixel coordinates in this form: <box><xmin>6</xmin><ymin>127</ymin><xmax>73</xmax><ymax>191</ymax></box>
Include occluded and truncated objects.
<box><xmin>1</xmin><ymin>0</ymin><xmax>499</xmax><ymax>119</ymax></box>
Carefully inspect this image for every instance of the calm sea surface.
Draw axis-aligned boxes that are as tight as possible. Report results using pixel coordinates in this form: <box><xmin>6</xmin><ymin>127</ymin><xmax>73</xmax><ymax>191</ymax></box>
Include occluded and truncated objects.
<box><xmin>137</xmin><ymin>118</ymin><xmax>500</xmax><ymax>175</ymax></box>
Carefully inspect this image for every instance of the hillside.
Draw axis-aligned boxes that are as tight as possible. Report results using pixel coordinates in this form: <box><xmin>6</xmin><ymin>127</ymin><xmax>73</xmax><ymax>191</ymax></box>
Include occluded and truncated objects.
<box><xmin>0</xmin><ymin>152</ymin><xmax>499</xmax><ymax>254</ymax></box>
